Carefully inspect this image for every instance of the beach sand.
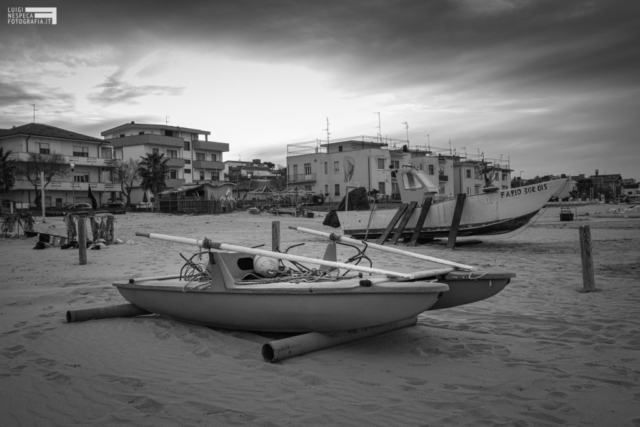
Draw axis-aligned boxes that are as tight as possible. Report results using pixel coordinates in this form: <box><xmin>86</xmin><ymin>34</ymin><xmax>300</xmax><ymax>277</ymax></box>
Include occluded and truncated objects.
<box><xmin>1</xmin><ymin>204</ymin><xmax>639</xmax><ymax>426</ymax></box>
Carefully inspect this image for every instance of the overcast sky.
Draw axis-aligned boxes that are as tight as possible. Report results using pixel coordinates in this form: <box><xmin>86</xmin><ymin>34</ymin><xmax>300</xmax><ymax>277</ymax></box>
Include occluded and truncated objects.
<box><xmin>2</xmin><ymin>0</ymin><xmax>638</xmax><ymax>179</ymax></box>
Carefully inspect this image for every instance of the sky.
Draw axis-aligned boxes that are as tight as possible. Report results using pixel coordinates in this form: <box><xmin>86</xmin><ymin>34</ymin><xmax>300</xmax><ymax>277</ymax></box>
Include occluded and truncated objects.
<box><xmin>1</xmin><ymin>0</ymin><xmax>639</xmax><ymax>179</ymax></box>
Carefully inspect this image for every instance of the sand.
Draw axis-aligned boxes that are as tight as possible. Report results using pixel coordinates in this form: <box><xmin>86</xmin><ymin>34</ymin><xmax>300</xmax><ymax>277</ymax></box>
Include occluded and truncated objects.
<box><xmin>1</xmin><ymin>204</ymin><xmax>639</xmax><ymax>426</ymax></box>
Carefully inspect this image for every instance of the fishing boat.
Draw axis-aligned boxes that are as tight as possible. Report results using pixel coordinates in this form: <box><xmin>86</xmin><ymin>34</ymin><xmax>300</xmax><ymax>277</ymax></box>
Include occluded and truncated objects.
<box><xmin>335</xmin><ymin>166</ymin><xmax>569</xmax><ymax>239</ymax></box>
<box><xmin>112</xmin><ymin>232</ymin><xmax>515</xmax><ymax>333</ymax></box>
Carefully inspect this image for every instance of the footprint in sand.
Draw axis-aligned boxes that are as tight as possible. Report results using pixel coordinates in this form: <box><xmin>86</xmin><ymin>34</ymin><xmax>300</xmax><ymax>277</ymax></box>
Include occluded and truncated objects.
<box><xmin>131</xmin><ymin>396</ymin><xmax>163</xmax><ymax>414</ymax></box>
<box><xmin>2</xmin><ymin>345</ymin><xmax>27</xmax><ymax>359</ymax></box>
<box><xmin>44</xmin><ymin>371</ymin><xmax>71</xmax><ymax>384</ymax></box>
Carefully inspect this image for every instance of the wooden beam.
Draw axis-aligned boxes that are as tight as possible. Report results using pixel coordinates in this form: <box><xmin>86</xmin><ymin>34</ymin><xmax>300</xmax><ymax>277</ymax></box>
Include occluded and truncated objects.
<box><xmin>446</xmin><ymin>194</ymin><xmax>466</xmax><ymax>249</ymax></box>
<box><xmin>390</xmin><ymin>201</ymin><xmax>418</xmax><ymax>245</ymax></box>
<box><xmin>376</xmin><ymin>203</ymin><xmax>408</xmax><ymax>245</ymax></box>
<box><xmin>407</xmin><ymin>196</ymin><xmax>433</xmax><ymax>247</ymax></box>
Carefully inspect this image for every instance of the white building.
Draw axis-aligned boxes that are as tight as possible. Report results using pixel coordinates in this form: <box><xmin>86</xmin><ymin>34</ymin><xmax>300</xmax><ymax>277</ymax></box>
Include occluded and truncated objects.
<box><xmin>0</xmin><ymin>123</ymin><xmax>114</xmax><ymax>207</ymax></box>
<box><xmin>102</xmin><ymin>122</ymin><xmax>229</xmax><ymax>204</ymax></box>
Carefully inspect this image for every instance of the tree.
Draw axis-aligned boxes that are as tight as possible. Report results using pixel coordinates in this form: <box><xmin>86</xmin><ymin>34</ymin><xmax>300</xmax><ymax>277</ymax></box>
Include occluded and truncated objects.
<box><xmin>137</xmin><ymin>152</ymin><xmax>169</xmax><ymax>211</ymax></box>
<box><xmin>0</xmin><ymin>147</ymin><xmax>17</xmax><ymax>196</ymax></box>
<box><xmin>107</xmin><ymin>158</ymin><xmax>139</xmax><ymax>206</ymax></box>
<box><xmin>15</xmin><ymin>152</ymin><xmax>69</xmax><ymax>207</ymax></box>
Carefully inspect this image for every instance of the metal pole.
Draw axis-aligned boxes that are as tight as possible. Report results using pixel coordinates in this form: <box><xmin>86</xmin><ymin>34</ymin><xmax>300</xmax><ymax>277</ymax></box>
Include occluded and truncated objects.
<box><xmin>40</xmin><ymin>171</ymin><xmax>46</xmax><ymax>223</ymax></box>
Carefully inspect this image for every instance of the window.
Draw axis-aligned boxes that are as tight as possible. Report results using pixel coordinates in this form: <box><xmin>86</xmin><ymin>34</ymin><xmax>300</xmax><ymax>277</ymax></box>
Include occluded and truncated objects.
<box><xmin>377</xmin><ymin>158</ymin><xmax>385</xmax><ymax>170</ymax></box>
<box><xmin>152</xmin><ymin>148</ymin><xmax>159</xmax><ymax>155</ymax></box>
<box><xmin>184</xmin><ymin>141</ymin><xmax>190</xmax><ymax>151</ymax></box>
<box><xmin>392</xmin><ymin>160</ymin><xmax>400</xmax><ymax>169</ymax></box>
<box><xmin>212</xmin><ymin>172</ymin><xmax>220</xmax><ymax>181</ymax></box>
<box><xmin>325</xmin><ymin>184</ymin><xmax>329</xmax><ymax>195</ymax></box>
<box><xmin>164</xmin><ymin>130</ymin><xmax>174</xmax><ymax>137</ymax></box>
<box><xmin>167</xmin><ymin>150</ymin><xmax>178</xmax><ymax>158</ymax></box>
<box><xmin>502</xmin><ymin>173</ymin><xmax>508</xmax><ymax>181</ymax></box>
<box><xmin>39</xmin><ymin>143</ymin><xmax>50</xmax><ymax>154</ymax></box>
<box><xmin>139</xmin><ymin>131</ymin><xmax>144</xmax><ymax>135</ymax></box>
<box><xmin>119</xmin><ymin>134</ymin><xmax>125</xmax><ymax>138</ymax></box>
<box><xmin>196</xmin><ymin>152</ymin><xmax>205</xmax><ymax>161</ymax></box>
<box><xmin>74</xmin><ymin>174</ymin><xmax>89</xmax><ymax>183</ymax></box>
<box><xmin>324</xmin><ymin>162</ymin><xmax>328</xmax><ymax>174</ymax></box>
<box><xmin>185</xmin><ymin>160</ymin><xmax>191</xmax><ymax>164</ymax></box>
<box><xmin>211</xmin><ymin>154</ymin><xmax>217</xmax><ymax>162</ymax></box>
<box><xmin>334</xmin><ymin>161</ymin><xmax>339</xmax><ymax>174</ymax></box>
<box><xmin>292</xmin><ymin>165</ymin><xmax>298</xmax><ymax>178</ymax></box>
<box><xmin>304</xmin><ymin>163</ymin><xmax>311</xmax><ymax>175</ymax></box>
<box><xmin>169</xmin><ymin>170</ymin><xmax>178</xmax><ymax>179</ymax></box>
<box><xmin>378</xmin><ymin>182</ymin><xmax>386</xmax><ymax>195</ymax></box>
<box><xmin>101</xmin><ymin>148</ymin><xmax>112</xmax><ymax>159</ymax></box>
<box><xmin>199</xmin><ymin>171</ymin><xmax>205</xmax><ymax>181</ymax></box>
<box><xmin>467</xmin><ymin>187</ymin><xmax>471</xmax><ymax>195</ymax></box>
<box><xmin>338</xmin><ymin>146</ymin><xmax>343</xmax><ymax>152</ymax></box>
<box><xmin>466</xmin><ymin>169</ymin><xmax>471</xmax><ymax>179</ymax></box>
<box><xmin>334</xmin><ymin>184</ymin><xmax>340</xmax><ymax>196</ymax></box>
<box><xmin>184</xmin><ymin>168</ymin><xmax>191</xmax><ymax>174</ymax></box>
<box><xmin>428</xmin><ymin>165</ymin><xmax>434</xmax><ymax>175</ymax></box>
<box><xmin>73</xmin><ymin>146</ymin><xmax>89</xmax><ymax>157</ymax></box>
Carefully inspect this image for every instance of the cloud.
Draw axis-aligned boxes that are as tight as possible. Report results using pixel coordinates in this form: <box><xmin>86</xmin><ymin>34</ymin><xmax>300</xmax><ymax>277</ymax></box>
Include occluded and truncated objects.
<box><xmin>87</xmin><ymin>70</ymin><xmax>185</xmax><ymax>106</ymax></box>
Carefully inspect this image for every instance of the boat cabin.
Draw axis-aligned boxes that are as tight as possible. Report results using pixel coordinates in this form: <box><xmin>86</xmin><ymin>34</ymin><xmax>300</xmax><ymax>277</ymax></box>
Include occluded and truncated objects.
<box><xmin>397</xmin><ymin>167</ymin><xmax>439</xmax><ymax>204</ymax></box>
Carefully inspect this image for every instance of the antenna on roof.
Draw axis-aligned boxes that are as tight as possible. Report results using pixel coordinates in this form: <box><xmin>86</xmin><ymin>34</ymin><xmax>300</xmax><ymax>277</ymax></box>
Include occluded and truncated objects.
<box><xmin>374</xmin><ymin>112</ymin><xmax>382</xmax><ymax>144</ymax></box>
<box><xmin>322</xmin><ymin>117</ymin><xmax>330</xmax><ymax>145</ymax></box>
<box><xmin>165</xmin><ymin>116</ymin><xmax>170</xmax><ymax>125</ymax></box>
<box><xmin>449</xmin><ymin>139</ymin><xmax>452</xmax><ymax>156</ymax></box>
<box><xmin>402</xmin><ymin>121</ymin><xmax>409</xmax><ymax>148</ymax></box>
<box><xmin>30</xmin><ymin>104</ymin><xmax>37</xmax><ymax>123</ymax></box>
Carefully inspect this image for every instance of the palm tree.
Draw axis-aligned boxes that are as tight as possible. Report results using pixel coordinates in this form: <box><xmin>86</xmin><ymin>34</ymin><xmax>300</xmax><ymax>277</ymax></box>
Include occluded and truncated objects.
<box><xmin>137</xmin><ymin>152</ymin><xmax>169</xmax><ymax>211</ymax></box>
<box><xmin>0</xmin><ymin>147</ymin><xmax>17</xmax><ymax>197</ymax></box>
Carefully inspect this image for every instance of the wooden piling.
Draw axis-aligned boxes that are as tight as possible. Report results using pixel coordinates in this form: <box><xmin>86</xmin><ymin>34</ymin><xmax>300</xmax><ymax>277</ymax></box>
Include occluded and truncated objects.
<box><xmin>408</xmin><ymin>196</ymin><xmax>433</xmax><ymax>247</ymax></box>
<box><xmin>272</xmin><ymin>221</ymin><xmax>280</xmax><ymax>252</ymax></box>
<box><xmin>78</xmin><ymin>216</ymin><xmax>87</xmax><ymax>265</ymax></box>
<box><xmin>579</xmin><ymin>225</ymin><xmax>596</xmax><ymax>292</ymax></box>
<box><xmin>376</xmin><ymin>203</ymin><xmax>408</xmax><ymax>245</ymax></box>
<box><xmin>446</xmin><ymin>194</ymin><xmax>466</xmax><ymax>249</ymax></box>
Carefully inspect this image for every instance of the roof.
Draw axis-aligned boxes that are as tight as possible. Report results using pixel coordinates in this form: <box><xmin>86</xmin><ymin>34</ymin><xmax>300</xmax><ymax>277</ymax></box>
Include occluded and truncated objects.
<box><xmin>158</xmin><ymin>181</ymin><xmax>237</xmax><ymax>195</ymax></box>
<box><xmin>101</xmin><ymin>122</ymin><xmax>210</xmax><ymax>136</ymax></box>
<box><xmin>0</xmin><ymin>123</ymin><xmax>105</xmax><ymax>143</ymax></box>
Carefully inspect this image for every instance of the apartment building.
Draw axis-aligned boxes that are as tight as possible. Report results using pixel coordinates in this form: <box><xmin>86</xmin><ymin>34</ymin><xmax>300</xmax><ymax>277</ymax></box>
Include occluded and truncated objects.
<box><xmin>286</xmin><ymin>136</ymin><xmax>511</xmax><ymax>203</ymax></box>
<box><xmin>0</xmin><ymin>123</ymin><xmax>114</xmax><ymax>207</ymax></box>
<box><xmin>102</xmin><ymin>122</ymin><xmax>229</xmax><ymax>204</ymax></box>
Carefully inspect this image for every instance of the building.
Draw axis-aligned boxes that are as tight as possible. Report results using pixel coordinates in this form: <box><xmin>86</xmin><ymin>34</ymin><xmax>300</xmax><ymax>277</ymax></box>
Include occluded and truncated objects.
<box><xmin>0</xmin><ymin>123</ymin><xmax>114</xmax><ymax>207</ymax></box>
<box><xmin>589</xmin><ymin>171</ymin><xmax>622</xmax><ymax>202</ymax></box>
<box><xmin>285</xmin><ymin>136</ymin><xmax>511</xmax><ymax>203</ymax></box>
<box><xmin>101</xmin><ymin>122</ymin><xmax>229</xmax><ymax>204</ymax></box>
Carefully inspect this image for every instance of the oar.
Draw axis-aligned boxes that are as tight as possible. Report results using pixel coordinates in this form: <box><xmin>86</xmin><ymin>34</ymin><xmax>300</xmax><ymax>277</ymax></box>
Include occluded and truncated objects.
<box><xmin>135</xmin><ymin>231</ymin><xmax>447</xmax><ymax>279</ymax></box>
<box><xmin>289</xmin><ymin>226</ymin><xmax>477</xmax><ymax>271</ymax></box>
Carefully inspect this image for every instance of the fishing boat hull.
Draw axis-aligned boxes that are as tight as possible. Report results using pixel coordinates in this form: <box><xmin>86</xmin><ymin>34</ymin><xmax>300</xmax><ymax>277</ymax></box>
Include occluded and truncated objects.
<box><xmin>114</xmin><ymin>278</ymin><xmax>448</xmax><ymax>333</ymax></box>
<box><xmin>432</xmin><ymin>271</ymin><xmax>514</xmax><ymax>310</ymax></box>
<box><xmin>336</xmin><ymin>178</ymin><xmax>568</xmax><ymax>238</ymax></box>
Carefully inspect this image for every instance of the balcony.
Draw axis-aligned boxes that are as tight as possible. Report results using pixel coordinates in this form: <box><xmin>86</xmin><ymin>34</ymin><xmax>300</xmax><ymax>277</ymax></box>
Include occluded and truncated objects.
<box><xmin>107</xmin><ymin>134</ymin><xmax>184</xmax><ymax>148</ymax></box>
<box><xmin>193</xmin><ymin>160</ymin><xmax>224</xmax><ymax>170</ymax></box>
<box><xmin>288</xmin><ymin>173</ymin><xmax>317</xmax><ymax>183</ymax></box>
<box><xmin>166</xmin><ymin>158</ymin><xmax>186</xmax><ymax>168</ymax></box>
<box><xmin>439</xmin><ymin>175</ymin><xmax>448</xmax><ymax>182</ymax></box>
<box><xmin>13</xmin><ymin>180</ymin><xmax>109</xmax><ymax>192</ymax></box>
<box><xmin>192</xmin><ymin>140</ymin><xmax>229</xmax><ymax>152</ymax></box>
<box><xmin>9</xmin><ymin>152</ymin><xmax>111</xmax><ymax>167</ymax></box>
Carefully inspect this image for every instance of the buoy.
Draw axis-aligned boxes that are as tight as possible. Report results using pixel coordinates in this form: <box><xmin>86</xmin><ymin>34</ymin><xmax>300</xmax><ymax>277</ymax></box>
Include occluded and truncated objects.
<box><xmin>254</xmin><ymin>255</ymin><xmax>279</xmax><ymax>278</ymax></box>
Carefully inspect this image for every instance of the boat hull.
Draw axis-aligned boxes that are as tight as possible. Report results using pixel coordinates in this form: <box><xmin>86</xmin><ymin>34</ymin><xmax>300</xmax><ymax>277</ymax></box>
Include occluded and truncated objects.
<box><xmin>337</xmin><ymin>179</ymin><xmax>567</xmax><ymax>238</ymax></box>
<box><xmin>114</xmin><ymin>279</ymin><xmax>448</xmax><ymax>333</ymax></box>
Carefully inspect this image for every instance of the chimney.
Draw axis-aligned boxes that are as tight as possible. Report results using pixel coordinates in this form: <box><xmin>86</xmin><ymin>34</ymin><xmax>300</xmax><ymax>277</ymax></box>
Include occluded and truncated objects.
<box><xmin>595</xmin><ymin>169</ymin><xmax>599</xmax><ymax>176</ymax></box>
<box><xmin>131</xmin><ymin>121</ymin><xmax>135</xmax><ymax>124</ymax></box>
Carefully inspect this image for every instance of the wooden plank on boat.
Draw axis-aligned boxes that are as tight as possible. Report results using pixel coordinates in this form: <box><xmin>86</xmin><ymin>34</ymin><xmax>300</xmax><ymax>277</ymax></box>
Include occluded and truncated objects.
<box><xmin>289</xmin><ymin>226</ymin><xmax>478</xmax><ymax>271</ymax></box>
<box><xmin>446</xmin><ymin>193</ymin><xmax>466</xmax><ymax>249</ymax></box>
<box><xmin>135</xmin><ymin>231</ymin><xmax>417</xmax><ymax>279</ymax></box>
<box><xmin>390</xmin><ymin>201</ymin><xmax>418</xmax><ymax>245</ymax></box>
<box><xmin>407</xmin><ymin>196</ymin><xmax>433</xmax><ymax>247</ymax></box>
<box><xmin>376</xmin><ymin>203</ymin><xmax>408</xmax><ymax>245</ymax></box>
